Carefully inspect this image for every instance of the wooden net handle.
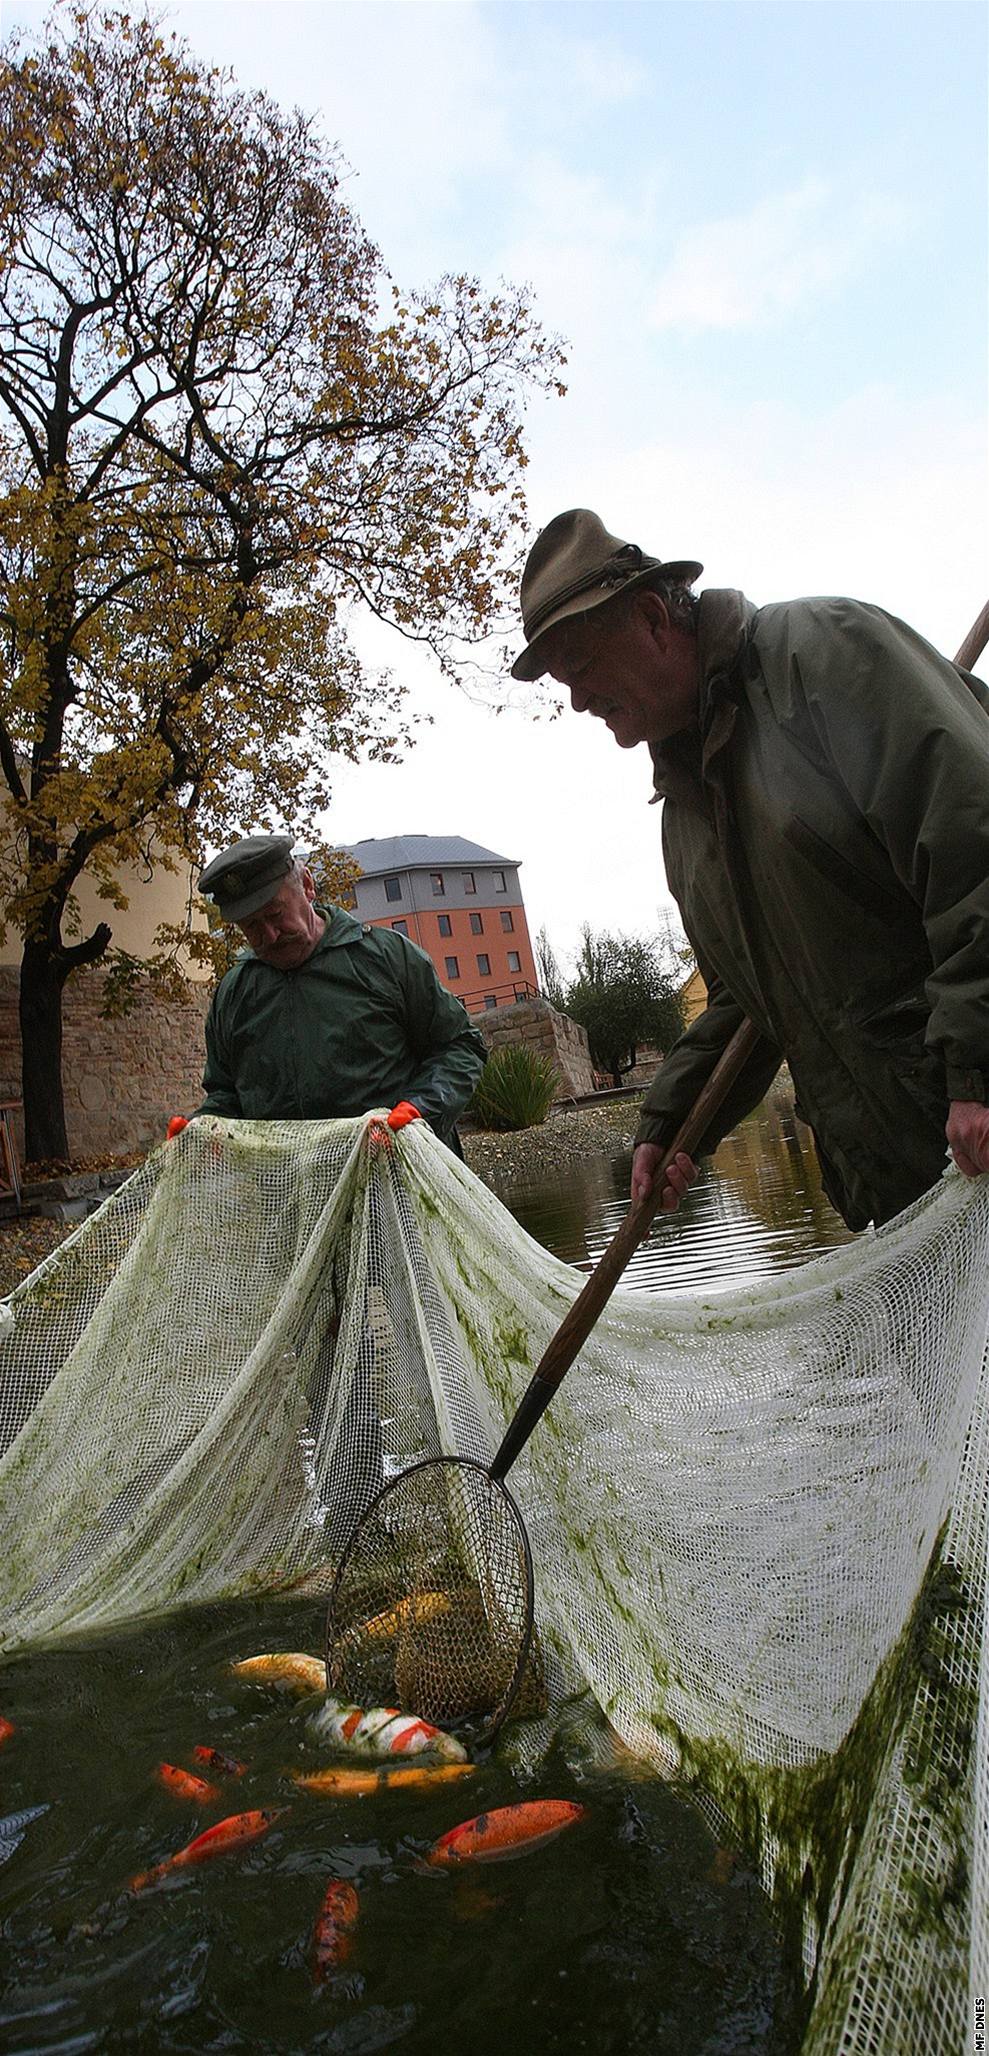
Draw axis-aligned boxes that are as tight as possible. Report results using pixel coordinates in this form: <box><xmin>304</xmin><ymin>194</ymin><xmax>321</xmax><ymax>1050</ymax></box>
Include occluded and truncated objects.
<box><xmin>490</xmin><ymin>1016</ymin><xmax>761</xmax><ymax>1481</ymax></box>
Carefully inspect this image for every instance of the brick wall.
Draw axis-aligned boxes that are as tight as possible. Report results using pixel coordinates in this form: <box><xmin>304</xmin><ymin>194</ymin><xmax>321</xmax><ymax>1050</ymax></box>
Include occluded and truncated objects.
<box><xmin>0</xmin><ymin>965</ymin><xmax>210</xmax><ymax>1164</ymax></box>
<box><xmin>475</xmin><ymin>996</ymin><xmax>595</xmax><ymax>1098</ymax></box>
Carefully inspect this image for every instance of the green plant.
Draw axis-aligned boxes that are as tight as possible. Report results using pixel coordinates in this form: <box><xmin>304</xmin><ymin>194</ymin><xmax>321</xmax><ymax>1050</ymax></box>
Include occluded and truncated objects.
<box><xmin>469</xmin><ymin>1045</ymin><xmax>559</xmax><ymax>1131</ymax></box>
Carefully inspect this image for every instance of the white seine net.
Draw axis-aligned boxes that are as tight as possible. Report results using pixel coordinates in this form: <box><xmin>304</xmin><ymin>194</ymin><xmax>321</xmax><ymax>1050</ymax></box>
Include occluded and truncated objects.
<box><xmin>0</xmin><ymin>1113</ymin><xmax>987</xmax><ymax>2054</ymax></box>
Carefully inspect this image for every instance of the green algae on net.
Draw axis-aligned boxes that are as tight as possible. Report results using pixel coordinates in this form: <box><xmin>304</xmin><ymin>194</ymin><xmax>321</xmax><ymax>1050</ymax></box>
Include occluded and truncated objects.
<box><xmin>645</xmin><ymin>1527</ymin><xmax>976</xmax><ymax>2045</ymax></box>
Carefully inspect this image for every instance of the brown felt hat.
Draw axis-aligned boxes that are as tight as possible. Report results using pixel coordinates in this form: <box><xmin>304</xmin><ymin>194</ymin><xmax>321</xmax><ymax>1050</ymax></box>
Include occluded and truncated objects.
<box><xmin>510</xmin><ymin>508</ymin><xmax>703</xmax><ymax>681</ymax></box>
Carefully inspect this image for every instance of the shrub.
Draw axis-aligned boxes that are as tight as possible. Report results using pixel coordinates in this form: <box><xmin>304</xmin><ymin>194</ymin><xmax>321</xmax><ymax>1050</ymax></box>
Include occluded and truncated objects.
<box><xmin>469</xmin><ymin>1045</ymin><xmax>559</xmax><ymax>1131</ymax></box>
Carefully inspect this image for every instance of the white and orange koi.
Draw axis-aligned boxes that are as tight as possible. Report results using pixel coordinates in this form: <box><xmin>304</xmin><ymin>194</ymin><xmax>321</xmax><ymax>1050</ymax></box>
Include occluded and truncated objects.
<box><xmin>308</xmin><ymin>1697</ymin><xmax>467</xmax><ymax>1764</ymax></box>
<box><xmin>229</xmin><ymin>1652</ymin><xmax>325</xmax><ymax>1696</ymax></box>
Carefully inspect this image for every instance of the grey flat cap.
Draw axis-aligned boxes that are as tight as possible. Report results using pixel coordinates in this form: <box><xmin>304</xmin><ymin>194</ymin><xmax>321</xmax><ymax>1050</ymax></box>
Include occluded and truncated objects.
<box><xmin>198</xmin><ymin>835</ymin><xmax>296</xmax><ymax>922</ymax></box>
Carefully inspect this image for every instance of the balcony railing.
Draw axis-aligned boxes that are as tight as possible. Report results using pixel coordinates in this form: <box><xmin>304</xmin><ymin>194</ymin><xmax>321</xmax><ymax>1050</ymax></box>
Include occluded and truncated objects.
<box><xmin>460</xmin><ymin>980</ymin><xmax>538</xmax><ymax>1014</ymax></box>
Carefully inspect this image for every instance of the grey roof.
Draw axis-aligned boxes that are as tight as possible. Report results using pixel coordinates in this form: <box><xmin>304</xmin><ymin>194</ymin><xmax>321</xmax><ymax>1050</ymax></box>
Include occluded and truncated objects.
<box><xmin>340</xmin><ymin>835</ymin><xmax>519</xmax><ymax>877</ymax></box>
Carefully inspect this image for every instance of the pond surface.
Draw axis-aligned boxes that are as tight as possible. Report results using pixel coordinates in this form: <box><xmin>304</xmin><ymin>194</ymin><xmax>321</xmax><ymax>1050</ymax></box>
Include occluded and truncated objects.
<box><xmin>487</xmin><ymin>1088</ymin><xmax>855</xmax><ymax>1291</ymax></box>
<box><xmin>0</xmin><ymin>1597</ymin><xmax>795</xmax><ymax>2055</ymax></box>
<box><xmin>0</xmin><ymin>1100</ymin><xmax>838</xmax><ymax>2053</ymax></box>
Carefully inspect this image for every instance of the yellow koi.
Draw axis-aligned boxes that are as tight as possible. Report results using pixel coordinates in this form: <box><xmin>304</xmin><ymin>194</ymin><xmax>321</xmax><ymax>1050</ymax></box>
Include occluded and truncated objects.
<box><xmin>356</xmin><ymin>1591</ymin><xmax>455</xmax><ymax>1641</ymax></box>
<box><xmin>229</xmin><ymin>1652</ymin><xmax>325</xmax><ymax>1696</ymax></box>
<box><xmin>291</xmin><ymin>1762</ymin><xmax>476</xmax><ymax>1797</ymax></box>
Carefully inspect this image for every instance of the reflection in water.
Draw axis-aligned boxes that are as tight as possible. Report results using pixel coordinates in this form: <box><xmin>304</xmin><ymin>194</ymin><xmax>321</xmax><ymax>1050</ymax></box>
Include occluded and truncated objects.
<box><xmin>486</xmin><ymin>1085</ymin><xmax>856</xmax><ymax>1292</ymax></box>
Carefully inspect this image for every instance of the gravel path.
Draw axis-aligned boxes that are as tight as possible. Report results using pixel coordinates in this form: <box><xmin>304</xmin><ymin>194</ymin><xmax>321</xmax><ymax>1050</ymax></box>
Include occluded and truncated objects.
<box><xmin>0</xmin><ymin>1099</ymin><xmax>643</xmax><ymax>1296</ymax></box>
<box><xmin>462</xmin><ymin>1095</ymin><xmax>642</xmax><ymax>1184</ymax></box>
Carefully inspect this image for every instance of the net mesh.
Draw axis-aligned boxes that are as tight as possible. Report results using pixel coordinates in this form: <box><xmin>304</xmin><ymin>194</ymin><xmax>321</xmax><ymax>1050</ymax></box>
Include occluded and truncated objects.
<box><xmin>325</xmin><ymin>1457</ymin><xmax>537</xmax><ymax>1734</ymax></box>
<box><xmin>1</xmin><ymin>1112</ymin><xmax>987</xmax><ymax>2054</ymax></box>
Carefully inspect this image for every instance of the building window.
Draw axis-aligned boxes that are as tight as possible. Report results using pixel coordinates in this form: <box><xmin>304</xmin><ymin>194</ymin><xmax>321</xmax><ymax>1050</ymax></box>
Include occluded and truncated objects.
<box><xmin>437</xmin><ymin>913</ymin><xmax>452</xmax><ymax>937</ymax></box>
<box><xmin>500</xmin><ymin>910</ymin><xmax>514</xmax><ymax>931</ymax></box>
<box><xmin>430</xmin><ymin>872</ymin><xmax>445</xmax><ymax>896</ymax></box>
<box><xmin>445</xmin><ymin>955</ymin><xmax>460</xmax><ymax>979</ymax></box>
<box><xmin>493</xmin><ymin>871</ymin><xmax>507</xmax><ymax>892</ymax></box>
<box><xmin>384</xmin><ymin>875</ymin><xmax>402</xmax><ymax>902</ymax></box>
<box><xmin>476</xmin><ymin>953</ymin><xmax>490</xmax><ymax>976</ymax></box>
<box><xmin>469</xmin><ymin>911</ymin><xmax>483</xmax><ymax>935</ymax></box>
<box><xmin>391</xmin><ymin>919</ymin><xmax>409</xmax><ymax>936</ymax></box>
<box><xmin>484</xmin><ymin>994</ymin><xmax>498</xmax><ymax>1010</ymax></box>
<box><xmin>507</xmin><ymin>950</ymin><xmax>521</xmax><ymax>973</ymax></box>
<box><xmin>462</xmin><ymin>872</ymin><xmax>476</xmax><ymax>894</ymax></box>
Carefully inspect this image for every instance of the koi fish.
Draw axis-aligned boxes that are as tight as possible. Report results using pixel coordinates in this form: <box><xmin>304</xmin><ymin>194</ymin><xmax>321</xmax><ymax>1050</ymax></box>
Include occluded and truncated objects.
<box><xmin>229</xmin><ymin>1653</ymin><xmax>325</xmax><ymax>1696</ymax></box>
<box><xmin>129</xmin><ymin>1808</ymin><xmax>283</xmax><ymax>1893</ymax></box>
<box><xmin>0</xmin><ymin>1805</ymin><xmax>48</xmax><ymax>1869</ymax></box>
<box><xmin>192</xmin><ymin>1745</ymin><xmax>247</xmax><ymax>1778</ymax></box>
<box><xmin>308</xmin><ymin>1698</ymin><xmax>468</xmax><ymax>1764</ymax></box>
<box><xmin>427</xmin><ymin>1799</ymin><xmax>585</xmax><ymax>1866</ymax></box>
<box><xmin>312</xmin><ymin>1878</ymin><xmax>360</xmax><ymax>1981</ymax></box>
<box><xmin>156</xmin><ymin>1762</ymin><xmax>219</xmax><ymax>1804</ymax></box>
<box><xmin>0</xmin><ymin>1717</ymin><xmax>15</xmax><ymax>1748</ymax></box>
<box><xmin>292</xmin><ymin>1762</ymin><xmax>476</xmax><ymax>1798</ymax></box>
<box><xmin>355</xmin><ymin>1591</ymin><xmax>454</xmax><ymax>1640</ymax></box>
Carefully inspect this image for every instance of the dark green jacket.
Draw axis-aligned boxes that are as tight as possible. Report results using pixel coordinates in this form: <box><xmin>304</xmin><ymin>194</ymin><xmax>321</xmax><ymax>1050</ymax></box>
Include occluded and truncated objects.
<box><xmin>635</xmin><ymin>590</ymin><xmax>989</xmax><ymax>1229</ymax></box>
<box><xmin>198</xmin><ymin>909</ymin><xmax>487</xmax><ymax>1146</ymax></box>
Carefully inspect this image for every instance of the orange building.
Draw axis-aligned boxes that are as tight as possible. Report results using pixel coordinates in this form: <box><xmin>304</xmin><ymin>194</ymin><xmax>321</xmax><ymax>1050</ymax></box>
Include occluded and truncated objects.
<box><xmin>340</xmin><ymin>835</ymin><xmax>538</xmax><ymax>1014</ymax></box>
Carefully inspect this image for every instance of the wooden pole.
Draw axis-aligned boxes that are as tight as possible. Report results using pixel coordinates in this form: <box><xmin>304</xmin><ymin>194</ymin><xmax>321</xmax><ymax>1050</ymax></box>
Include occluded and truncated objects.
<box><xmin>955</xmin><ymin>601</ymin><xmax>989</xmax><ymax>672</ymax></box>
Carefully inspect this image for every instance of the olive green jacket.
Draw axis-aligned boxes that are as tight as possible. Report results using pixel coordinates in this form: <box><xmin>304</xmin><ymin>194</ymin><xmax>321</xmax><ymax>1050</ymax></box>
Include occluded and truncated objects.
<box><xmin>198</xmin><ymin>909</ymin><xmax>487</xmax><ymax>1146</ymax></box>
<box><xmin>635</xmin><ymin>590</ymin><xmax>989</xmax><ymax>1229</ymax></box>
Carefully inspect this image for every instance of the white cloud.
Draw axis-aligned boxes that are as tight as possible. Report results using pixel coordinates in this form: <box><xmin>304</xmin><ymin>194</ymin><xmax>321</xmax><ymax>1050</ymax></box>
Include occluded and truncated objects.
<box><xmin>650</xmin><ymin>179</ymin><xmax>910</xmax><ymax>332</ymax></box>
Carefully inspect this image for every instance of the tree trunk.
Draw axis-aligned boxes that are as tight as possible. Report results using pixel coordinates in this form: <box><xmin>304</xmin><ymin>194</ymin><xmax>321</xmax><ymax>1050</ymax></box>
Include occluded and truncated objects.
<box><xmin>19</xmin><ymin>938</ymin><xmax>69</xmax><ymax>1163</ymax></box>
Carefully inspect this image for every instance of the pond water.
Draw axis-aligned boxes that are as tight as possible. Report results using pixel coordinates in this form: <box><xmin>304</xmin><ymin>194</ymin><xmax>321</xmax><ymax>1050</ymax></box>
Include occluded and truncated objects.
<box><xmin>0</xmin><ymin>1598</ymin><xmax>795</xmax><ymax>2055</ymax></box>
<box><xmin>487</xmin><ymin>1087</ymin><xmax>855</xmax><ymax>1291</ymax></box>
<box><xmin>0</xmin><ymin>1098</ymin><xmax>841</xmax><ymax>2053</ymax></box>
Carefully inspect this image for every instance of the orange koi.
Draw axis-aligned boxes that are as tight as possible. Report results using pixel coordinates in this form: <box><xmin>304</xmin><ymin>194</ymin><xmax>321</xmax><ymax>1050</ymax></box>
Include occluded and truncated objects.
<box><xmin>0</xmin><ymin>1717</ymin><xmax>14</xmax><ymax>1748</ymax></box>
<box><xmin>292</xmin><ymin>1762</ymin><xmax>476</xmax><ymax>1798</ymax></box>
<box><xmin>156</xmin><ymin>1762</ymin><xmax>219</xmax><ymax>1804</ymax></box>
<box><xmin>192</xmin><ymin>1745</ymin><xmax>247</xmax><ymax>1778</ymax></box>
<box><xmin>229</xmin><ymin>1652</ymin><xmax>325</xmax><ymax>1695</ymax></box>
<box><xmin>427</xmin><ymin>1799</ymin><xmax>584</xmax><ymax>1866</ymax></box>
<box><xmin>129</xmin><ymin>1808</ymin><xmax>283</xmax><ymax>1893</ymax></box>
<box><xmin>312</xmin><ymin>1877</ymin><xmax>360</xmax><ymax>1981</ymax></box>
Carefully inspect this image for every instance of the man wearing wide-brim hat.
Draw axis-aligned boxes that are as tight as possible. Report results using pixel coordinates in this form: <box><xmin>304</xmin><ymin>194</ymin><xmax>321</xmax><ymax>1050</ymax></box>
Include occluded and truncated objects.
<box><xmin>181</xmin><ymin>835</ymin><xmax>486</xmax><ymax>1152</ymax></box>
<box><xmin>512</xmin><ymin>507</ymin><xmax>989</xmax><ymax>1231</ymax></box>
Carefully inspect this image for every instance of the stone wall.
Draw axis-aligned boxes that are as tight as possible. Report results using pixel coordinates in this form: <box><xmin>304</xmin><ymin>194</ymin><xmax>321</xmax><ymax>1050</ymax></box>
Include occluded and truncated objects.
<box><xmin>475</xmin><ymin>996</ymin><xmax>595</xmax><ymax>1098</ymax></box>
<box><xmin>0</xmin><ymin>965</ymin><xmax>210</xmax><ymax>1165</ymax></box>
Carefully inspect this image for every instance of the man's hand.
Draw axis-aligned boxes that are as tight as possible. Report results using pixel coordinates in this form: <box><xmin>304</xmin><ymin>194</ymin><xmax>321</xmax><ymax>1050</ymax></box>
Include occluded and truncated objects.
<box><xmin>166</xmin><ymin>1116</ymin><xmax>189</xmax><ymax>1141</ymax></box>
<box><xmin>946</xmin><ymin>1100</ymin><xmax>989</xmax><ymax>1178</ymax></box>
<box><xmin>630</xmin><ymin>1143</ymin><xmax>698</xmax><ymax>1212</ymax></box>
<box><xmin>387</xmin><ymin>1102</ymin><xmax>421</xmax><ymax>1132</ymax></box>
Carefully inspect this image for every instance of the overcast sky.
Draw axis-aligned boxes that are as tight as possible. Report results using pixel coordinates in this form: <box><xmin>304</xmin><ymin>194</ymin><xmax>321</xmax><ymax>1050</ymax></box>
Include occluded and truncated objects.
<box><xmin>5</xmin><ymin>0</ymin><xmax>987</xmax><ymax>965</ymax></box>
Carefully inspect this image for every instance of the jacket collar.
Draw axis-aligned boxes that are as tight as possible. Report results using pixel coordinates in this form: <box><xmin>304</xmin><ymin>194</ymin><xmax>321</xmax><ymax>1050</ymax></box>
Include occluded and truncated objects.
<box><xmin>649</xmin><ymin>588</ymin><xmax>757</xmax><ymax>804</ymax></box>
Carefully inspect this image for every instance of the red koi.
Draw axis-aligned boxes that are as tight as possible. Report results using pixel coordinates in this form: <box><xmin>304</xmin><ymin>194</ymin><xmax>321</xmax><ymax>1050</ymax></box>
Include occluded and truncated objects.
<box><xmin>312</xmin><ymin>1877</ymin><xmax>360</xmax><ymax>1981</ymax></box>
<box><xmin>129</xmin><ymin>1808</ymin><xmax>283</xmax><ymax>1893</ymax></box>
<box><xmin>0</xmin><ymin>1717</ymin><xmax>14</xmax><ymax>1748</ymax></box>
<box><xmin>156</xmin><ymin>1762</ymin><xmax>219</xmax><ymax>1804</ymax></box>
<box><xmin>427</xmin><ymin>1799</ymin><xmax>584</xmax><ymax>1866</ymax></box>
<box><xmin>192</xmin><ymin>1745</ymin><xmax>247</xmax><ymax>1778</ymax></box>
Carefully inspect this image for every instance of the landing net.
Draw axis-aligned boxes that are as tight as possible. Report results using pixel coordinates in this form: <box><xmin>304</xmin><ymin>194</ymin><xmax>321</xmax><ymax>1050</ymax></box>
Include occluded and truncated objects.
<box><xmin>0</xmin><ymin>1114</ymin><xmax>986</xmax><ymax>2055</ymax></box>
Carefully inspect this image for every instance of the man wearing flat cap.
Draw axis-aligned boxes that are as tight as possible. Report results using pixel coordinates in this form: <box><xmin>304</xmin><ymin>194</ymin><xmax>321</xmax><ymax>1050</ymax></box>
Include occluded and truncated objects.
<box><xmin>190</xmin><ymin>835</ymin><xmax>486</xmax><ymax>1149</ymax></box>
<box><xmin>512</xmin><ymin>508</ymin><xmax>989</xmax><ymax>1230</ymax></box>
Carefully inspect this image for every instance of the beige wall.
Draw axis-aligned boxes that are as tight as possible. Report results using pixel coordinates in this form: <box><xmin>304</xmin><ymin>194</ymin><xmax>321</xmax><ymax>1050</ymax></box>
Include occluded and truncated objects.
<box><xmin>476</xmin><ymin>997</ymin><xmax>595</xmax><ymax>1099</ymax></box>
<box><xmin>0</xmin><ymin>791</ymin><xmax>210</xmax><ymax>976</ymax></box>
